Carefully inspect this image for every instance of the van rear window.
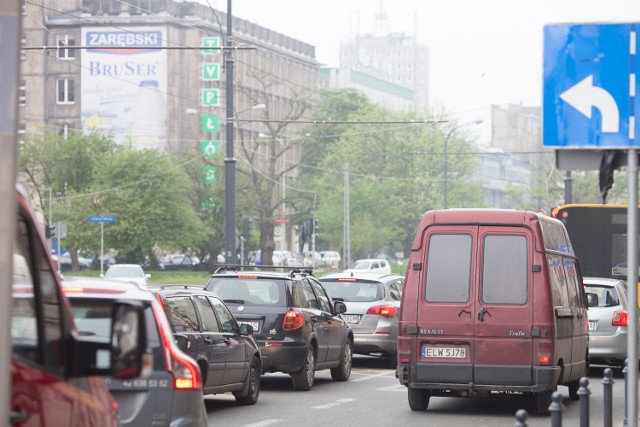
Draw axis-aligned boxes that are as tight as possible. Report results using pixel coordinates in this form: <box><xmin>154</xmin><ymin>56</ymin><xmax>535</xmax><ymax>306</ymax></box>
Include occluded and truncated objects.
<box><xmin>482</xmin><ymin>235</ymin><xmax>527</xmax><ymax>304</ymax></box>
<box><xmin>425</xmin><ymin>234</ymin><xmax>471</xmax><ymax>303</ymax></box>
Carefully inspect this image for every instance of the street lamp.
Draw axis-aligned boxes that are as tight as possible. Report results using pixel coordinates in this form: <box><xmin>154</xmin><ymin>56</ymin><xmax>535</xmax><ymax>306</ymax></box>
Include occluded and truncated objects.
<box><xmin>441</xmin><ymin>119</ymin><xmax>483</xmax><ymax>209</ymax></box>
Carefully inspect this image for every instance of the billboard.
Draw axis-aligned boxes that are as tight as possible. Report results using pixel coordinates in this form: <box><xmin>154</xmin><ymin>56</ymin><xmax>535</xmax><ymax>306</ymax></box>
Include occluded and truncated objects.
<box><xmin>81</xmin><ymin>27</ymin><xmax>168</xmax><ymax>150</ymax></box>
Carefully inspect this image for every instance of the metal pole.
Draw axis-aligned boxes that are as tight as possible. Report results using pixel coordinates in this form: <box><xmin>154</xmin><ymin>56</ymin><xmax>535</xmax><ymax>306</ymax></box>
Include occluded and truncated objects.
<box><xmin>443</xmin><ymin>135</ymin><xmax>447</xmax><ymax>209</ymax></box>
<box><xmin>564</xmin><ymin>170</ymin><xmax>573</xmax><ymax>204</ymax></box>
<box><xmin>100</xmin><ymin>222</ymin><xmax>104</xmax><ymax>276</ymax></box>
<box><xmin>603</xmin><ymin>368</ymin><xmax>613</xmax><ymax>427</ymax></box>
<box><xmin>56</xmin><ymin>222</ymin><xmax>61</xmax><ymax>275</ymax></box>
<box><xmin>224</xmin><ymin>0</ymin><xmax>236</xmax><ymax>263</ymax></box>
<box><xmin>627</xmin><ymin>148</ymin><xmax>638</xmax><ymax>427</ymax></box>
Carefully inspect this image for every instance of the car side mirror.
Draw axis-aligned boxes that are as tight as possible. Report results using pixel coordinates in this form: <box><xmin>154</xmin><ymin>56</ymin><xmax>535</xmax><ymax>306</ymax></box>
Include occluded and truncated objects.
<box><xmin>69</xmin><ymin>301</ymin><xmax>146</xmax><ymax>379</ymax></box>
<box><xmin>333</xmin><ymin>300</ymin><xmax>347</xmax><ymax>315</ymax></box>
<box><xmin>145</xmin><ymin>274</ymin><xmax>151</xmax><ymax>280</ymax></box>
<box><xmin>174</xmin><ymin>335</ymin><xmax>189</xmax><ymax>352</ymax></box>
<box><xmin>239</xmin><ymin>323</ymin><xmax>254</xmax><ymax>336</ymax></box>
<box><xmin>111</xmin><ymin>301</ymin><xmax>147</xmax><ymax>378</ymax></box>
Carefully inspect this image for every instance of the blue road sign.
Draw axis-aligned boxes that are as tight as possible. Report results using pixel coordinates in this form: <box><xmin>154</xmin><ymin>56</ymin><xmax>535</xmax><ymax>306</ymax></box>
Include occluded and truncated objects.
<box><xmin>88</xmin><ymin>215</ymin><xmax>116</xmax><ymax>223</ymax></box>
<box><xmin>543</xmin><ymin>23</ymin><xmax>639</xmax><ymax>148</ymax></box>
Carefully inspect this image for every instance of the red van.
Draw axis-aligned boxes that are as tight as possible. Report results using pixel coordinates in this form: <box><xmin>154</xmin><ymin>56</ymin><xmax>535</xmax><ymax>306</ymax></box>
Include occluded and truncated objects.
<box><xmin>10</xmin><ymin>189</ymin><xmax>147</xmax><ymax>426</ymax></box>
<box><xmin>397</xmin><ymin>209</ymin><xmax>589</xmax><ymax>415</ymax></box>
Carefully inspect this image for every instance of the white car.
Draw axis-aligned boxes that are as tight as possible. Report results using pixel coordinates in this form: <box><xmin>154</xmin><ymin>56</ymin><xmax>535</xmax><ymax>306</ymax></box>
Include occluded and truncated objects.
<box><xmin>344</xmin><ymin>258</ymin><xmax>392</xmax><ymax>275</ymax></box>
<box><xmin>103</xmin><ymin>264</ymin><xmax>150</xmax><ymax>287</ymax></box>
<box><xmin>320</xmin><ymin>250</ymin><xmax>341</xmax><ymax>267</ymax></box>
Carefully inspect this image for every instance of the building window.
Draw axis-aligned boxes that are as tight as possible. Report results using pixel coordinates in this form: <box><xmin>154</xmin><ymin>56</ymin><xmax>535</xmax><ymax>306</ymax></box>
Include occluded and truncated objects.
<box><xmin>56</xmin><ymin>79</ymin><xmax>75</xmax><ymax>104</ymax></box>
<box><xmin>21</xmin><ymin>34</ymin><xmax>26</xmax><ymax>61</ymax></box>
<box><xmin>58</xmin><ymin>124</ymin><xmax>70</xmax><ymax>139</ymax></box>
<box><xmin>18</xmin><ymin>81</ymin><xmax>26</xmax><ymax>106</ymax></box>
<box><xmin>18</xmin><ymin>122</ymin><xmax>26</xmax><ymax>146</ymax></box>
<box><xmin>57</xmin><ymin>36</ymin><xmax>75</xmax><ymax>60</ymax></box>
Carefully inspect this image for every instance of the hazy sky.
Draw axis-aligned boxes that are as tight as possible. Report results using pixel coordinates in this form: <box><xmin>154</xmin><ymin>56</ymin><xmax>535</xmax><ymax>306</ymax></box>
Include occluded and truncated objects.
<box><xmin>215</xmin><ymin>0</ymin><xmax>640</xmax><ymax>142</ymax></box>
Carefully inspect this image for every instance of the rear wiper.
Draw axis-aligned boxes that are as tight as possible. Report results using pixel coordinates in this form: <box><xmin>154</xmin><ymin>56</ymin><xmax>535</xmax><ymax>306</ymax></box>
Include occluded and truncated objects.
<box><xmin>223</xmin><ymin>299</ymin><xmax>245</xmax><ymax>304</ymax></box>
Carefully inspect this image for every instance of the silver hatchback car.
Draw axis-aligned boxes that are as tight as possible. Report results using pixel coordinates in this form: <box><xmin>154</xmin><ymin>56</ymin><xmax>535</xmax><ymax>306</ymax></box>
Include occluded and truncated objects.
<box><xmin>584</xmin><ymin>276</ymin><xmax>639</xmax><ymax>370</ymax></box>
<box><xmin>320</xmin><ymin>272</ymin><xmax>404</xmax><ymax>367</ymax></box>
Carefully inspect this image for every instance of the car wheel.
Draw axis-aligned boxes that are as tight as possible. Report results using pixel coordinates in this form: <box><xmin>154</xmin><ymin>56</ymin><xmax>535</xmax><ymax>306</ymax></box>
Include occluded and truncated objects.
<box><xmin>408</xmin><ymin>388</ymin><xmax>430</xmax><ymax>411</ymax></box>
<box><xmin>567</xmin><ymin>379</ymin><xmax>579</xmax><ymax>400</ymax></box>
<box><xmin>331</xmin><ymin>339</ymin><xmax>352</xmax><ymax>381</ymax></box>
<box><xmin>530</xmin><ymin>389</ymin><xmax>554</xmax><ymax>415</ymax></box>
<box><xmin>388</xmin><ymin>352</ymin><xmax>398</xmax><ymax>369</ymax></box>
<box><xmin>291</xmin><ymin>346</ymin><xmax>316</xmax><ymax>391</ymax></box>
<box><xmin>234</xmin><ymin>357</ymin><xmax>260</xmax><ymax>405</ymax></box>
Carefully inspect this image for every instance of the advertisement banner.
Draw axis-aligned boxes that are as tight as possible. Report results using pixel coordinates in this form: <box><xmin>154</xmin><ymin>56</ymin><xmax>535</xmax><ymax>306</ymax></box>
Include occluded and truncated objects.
<box><xmin>81</xmin><ymin>27</ymin><xmax>168</xmax><ymax>150</ymax></box>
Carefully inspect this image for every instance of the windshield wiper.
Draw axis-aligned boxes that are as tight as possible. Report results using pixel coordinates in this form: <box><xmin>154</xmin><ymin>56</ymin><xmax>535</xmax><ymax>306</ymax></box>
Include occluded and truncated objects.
<box><xmin>223</xmin><ymin>299</ymin><xmax>245</xmax><ymax>304</ymax></box>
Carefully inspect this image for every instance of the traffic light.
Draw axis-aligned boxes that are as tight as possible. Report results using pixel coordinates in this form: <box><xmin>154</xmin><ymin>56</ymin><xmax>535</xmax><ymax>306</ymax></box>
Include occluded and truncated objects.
<box><xmin>313</xmin><ymin>217</ymin><xmax>319</xmax><ymax>236</ymax></box>
<box><xmin>45</xmin><ymin>224</ymin><xmax>56</xmax><ymax>238</ymax></box>
<box><xmin>242</xmin><ymin>218</ymin><xmax>253</xmax><ymax>240</ymax></box>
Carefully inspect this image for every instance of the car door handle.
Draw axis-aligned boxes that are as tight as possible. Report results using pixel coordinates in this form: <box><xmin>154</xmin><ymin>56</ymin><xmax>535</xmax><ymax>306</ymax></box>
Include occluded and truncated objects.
<box><xmin>204</xmin><ymin>338</ymin><xmax>213</xmax><ymax>345</ymax></box>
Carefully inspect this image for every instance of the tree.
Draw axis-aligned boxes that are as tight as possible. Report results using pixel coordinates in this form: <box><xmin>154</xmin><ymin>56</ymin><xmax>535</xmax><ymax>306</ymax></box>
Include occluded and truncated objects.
<box><xmin>19</xmin><ymin>129</ymin><xmax>114</xmax><ymax>270</ymax></box>
<box><xmin>92</xmin><ymin>149</ymin><xmax>207</xmax><ymax>264</ymax></box>
<box><xmin>235</xmin><ymin>70</ymin><xmax>313</xmax><ymax>266</ymax></box>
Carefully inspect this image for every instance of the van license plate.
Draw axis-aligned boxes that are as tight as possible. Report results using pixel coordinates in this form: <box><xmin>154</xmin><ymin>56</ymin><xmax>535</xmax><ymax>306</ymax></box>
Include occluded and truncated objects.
<box><xmin>422</xmin><ymin>346</ymin><xmax>466</xmax><ymax>358</ymax></box>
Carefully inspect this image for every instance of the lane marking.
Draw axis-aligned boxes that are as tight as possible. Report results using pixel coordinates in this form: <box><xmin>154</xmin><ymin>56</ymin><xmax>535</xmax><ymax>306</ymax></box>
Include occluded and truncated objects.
<box><xmin>376</xmin><ymin>384</ymin><xmax>407</xmax><ymax>392</ymax></box>
<box><xmin>351</xmin><ymin>370</ymin><xmax>396</xmax><ymax>382</ymax></box>
<box><xmin>312</xmin><ymin>398</ymin><xmax>356</xmax><ymax>409</ymax></box>
<box><xmin>242</xmin><ymin>420</ymin><xmax>283</xmax><ymax>427</ymax></box>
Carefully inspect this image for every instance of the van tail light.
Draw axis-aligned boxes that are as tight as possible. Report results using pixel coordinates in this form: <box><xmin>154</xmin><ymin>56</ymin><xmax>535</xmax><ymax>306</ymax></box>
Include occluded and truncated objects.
<box><xmin>612</xmin><ymin>310</ymin><xmax>629</xmax><ymax>327</ymax></box>
<box><xmin>398</xmin><ymin>340</ymin><xmax>411</xmax><ymax>363</ymax></box>
<box><xmin>283</xmin><ymin>310</ymin><xmax>305</xmax><ymax>331</ymax></box>
<box><xmin>367</xmin><ymin>305</ymin><xmax>398</xmax><ymax>318</ymax></box>
<box><xmin>538</xmin><ymin>354</ymin><xmax>551</xmax><ymax>365</ymax></box>
<box><xmin>152</xmin><ymin>302</ymin><xmax>202</xmax><ymax>390</ymax></box>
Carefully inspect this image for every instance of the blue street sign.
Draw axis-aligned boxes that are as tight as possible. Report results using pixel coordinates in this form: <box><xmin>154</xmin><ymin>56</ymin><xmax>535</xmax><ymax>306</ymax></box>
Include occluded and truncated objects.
<box><xmin>88</xmin><ymin>215</ymin><xmax>116</xmax><ymax>223</ymax></box>
<box><xmin>543</xmin><ymin>23</ymin><xmax>639</xmax><ymax>148</ymax></box>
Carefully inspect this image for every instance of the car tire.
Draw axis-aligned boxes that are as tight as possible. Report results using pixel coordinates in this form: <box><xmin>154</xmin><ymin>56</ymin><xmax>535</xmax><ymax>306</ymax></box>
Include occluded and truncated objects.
<box><xmin>234</xmin><ymin>357</ymin><xmax>260</xmax><ymax>405</ymax></box>
<box><xmin>388</xmin><ymin>352</ymin><xmax>398</xmax><ymax>369</ymax></box>
<box><xmin>567</xmin><ymin>379</ymin><xmax>579</xmax><ymax>400</ymax></box>
<box><xmin>408</xmin><ymin>388</ymin><xmax>430</xmax><ymax>411</ymax></box>
<box><xmin>291</xmin><ymin>346</ymin><xmax>315</xmax><ymax>391</ymax></box>
<box><xmin>530</xmin><ymin>389</ymin><xmax>554</xmax><ymax>415</ymax></box>
<box><xmin>331</xmin><ymin>339</ymin><xmax>352</xmax><ymax>381</ymax></box>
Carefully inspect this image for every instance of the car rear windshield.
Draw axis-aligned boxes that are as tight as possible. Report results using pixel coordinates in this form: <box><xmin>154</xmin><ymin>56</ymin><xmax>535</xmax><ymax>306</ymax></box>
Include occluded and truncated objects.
<box><xmin>584</xmin><ymin>285</ymin><xmax>621</xmax><ymax>307</ymax></box>
<box><xmin>68</xmin><ymin>298</ymin><xmax>165</xmax><ymax>369</ymax></box>
<box><xmin>320</xmin><ymin>279</ymin><xmax>384</xmax><ymax>302</ymax></box>
<box><xmin>207</xmin><ymin>277</ymin><xmax>287</xmax><ymax>306</ymax></box>
<box><xmin>106</xmin><ymin>266</ymin><xmax>142</xmax><ymax>278</ymax></box>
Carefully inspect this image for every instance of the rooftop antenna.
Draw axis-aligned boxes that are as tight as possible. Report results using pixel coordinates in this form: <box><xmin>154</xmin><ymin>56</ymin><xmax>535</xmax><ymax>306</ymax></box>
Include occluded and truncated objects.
<box><xmin>373</xmin><ymin>0</ymin><xmax>388</xmax><ymax>37</ymax></box>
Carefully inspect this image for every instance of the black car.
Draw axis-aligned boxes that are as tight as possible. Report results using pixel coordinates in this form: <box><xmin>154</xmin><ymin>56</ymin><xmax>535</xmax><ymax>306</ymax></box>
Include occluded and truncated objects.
<box><xmin>205</xmin><ymin>265</ymin><xmax>353</xmax><ymax>391</ymax></box>
<box><xmin>153</xmin><ymin>285</ymin><xmax>261</xmax><ymax>405</ymax></box>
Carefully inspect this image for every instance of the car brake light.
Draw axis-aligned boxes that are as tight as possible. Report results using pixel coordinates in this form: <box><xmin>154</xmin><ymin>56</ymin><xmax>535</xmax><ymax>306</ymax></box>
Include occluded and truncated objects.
<box><xmin>238</xmin><ymin>275</ymin><xmax>258</xmax><ymax>279</ymax></box>
<box><xmin>283</xmin><ymin>310</ymin><xmax>305</xmax><ymax>331</ymax></box>
<box><xmin>367</xmin><ymin>305</ymin><xmax>397</xmax><ymax>318</ymax></box>
<box><xmin>612</xmin><ymin>310</ymin><xmax>629</xmax><ymax>327</ymax></box>
<box><xmin>538</xmin><ymin>354</ymin><xmax>551</xmax><ymax>365</ymax></box>
<box><xmin>337</xmin><ymin>278</ymin><xmax>357</xmax><ymax>282</ymax></box>
<box><xmin>151</xmin><ymin>302</ymin><xmax>202</xmax><ymax>390</ymax></box>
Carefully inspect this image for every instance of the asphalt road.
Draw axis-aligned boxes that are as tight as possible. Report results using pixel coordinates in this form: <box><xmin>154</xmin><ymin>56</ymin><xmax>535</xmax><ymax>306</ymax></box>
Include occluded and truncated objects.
<box><xmin>204</xmin><ymin>357</ymin><xmax>628</xmax><ymax>427</ymax></box>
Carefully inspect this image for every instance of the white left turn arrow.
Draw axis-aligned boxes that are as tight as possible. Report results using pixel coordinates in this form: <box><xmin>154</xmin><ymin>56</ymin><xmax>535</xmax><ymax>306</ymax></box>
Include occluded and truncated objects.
<box><xmin>559</xmin><ymin>75</ymin><xmax>620</xmax><ymax>133</ymax></box>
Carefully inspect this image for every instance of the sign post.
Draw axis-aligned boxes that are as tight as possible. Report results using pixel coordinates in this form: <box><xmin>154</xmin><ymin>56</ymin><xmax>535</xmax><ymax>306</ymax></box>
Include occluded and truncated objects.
<box><xmin>88</xmin><ymin>215</ymin><xmax>115</xmax><ymax>275</ymax></box>
<box><xmin>544</xmin><ymin>23</ymin><xmax>638</xmax><ymax>426</ymax></box>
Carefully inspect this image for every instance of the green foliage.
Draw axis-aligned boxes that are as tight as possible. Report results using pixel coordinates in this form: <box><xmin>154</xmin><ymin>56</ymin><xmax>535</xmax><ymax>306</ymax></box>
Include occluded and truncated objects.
<box><xmin>92</xmin><ymin>149</ymin><xmax>207</xmax><ymax>263</ymax></box>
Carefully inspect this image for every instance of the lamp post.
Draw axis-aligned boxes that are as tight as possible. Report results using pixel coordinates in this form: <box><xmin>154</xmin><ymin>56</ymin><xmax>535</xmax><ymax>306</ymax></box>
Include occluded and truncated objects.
<box><xmin>441</xmin><ymin>119</ymin><xmax>483</xmax><ymax>209</ymax></box>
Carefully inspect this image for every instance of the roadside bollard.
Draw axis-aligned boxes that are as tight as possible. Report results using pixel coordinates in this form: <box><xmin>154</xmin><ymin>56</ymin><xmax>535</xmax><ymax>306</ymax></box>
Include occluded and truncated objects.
<box><xmin>514</xmin><ymin>408</ymin><xmax>528</xmax><ymax>427</ymax></box>
<box><xmin>549</xmin><ymin>391</ymin><xmax>563</xmax><ymax>427</ymax></box>
<box><xmin>602</xmin><ymin>368</ymin><xmax>614</xmax><ymax>427</ymax></box>
<box><xmin>577</xmin><ymin>377</ymin><xmax>590</xmax><ymax>427</ymax></box>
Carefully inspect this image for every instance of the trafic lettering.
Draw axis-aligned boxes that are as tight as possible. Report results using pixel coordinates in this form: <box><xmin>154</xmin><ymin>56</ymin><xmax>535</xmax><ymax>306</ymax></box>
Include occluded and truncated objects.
<box><xmin>88</xmin><ymin>61</ymin><xmax>157</xmax><ymax>77</ymax></box>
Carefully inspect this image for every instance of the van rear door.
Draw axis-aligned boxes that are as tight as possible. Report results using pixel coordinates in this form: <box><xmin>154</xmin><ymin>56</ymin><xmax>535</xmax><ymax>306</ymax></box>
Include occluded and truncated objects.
<box><xmin>475</xmin><ymin>227</ymin><xmax>533</xmax><ymax>386</ymax></box>
<box><xmin>417</xmin><ymin>226</ymin><xmax>476</xmax><ymax>385</ymax></box>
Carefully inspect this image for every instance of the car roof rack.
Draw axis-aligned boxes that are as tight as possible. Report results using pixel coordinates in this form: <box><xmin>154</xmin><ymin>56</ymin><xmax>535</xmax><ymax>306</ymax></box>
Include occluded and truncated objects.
<box><xmin>211</xmin><ymin>264</ymin><xmax>314</xmax><ymax>276</ymax></box>
<box><xmin>157</xmin><ymin>284</ymin><xmax>206</xmax><ymax>291</ymax></box>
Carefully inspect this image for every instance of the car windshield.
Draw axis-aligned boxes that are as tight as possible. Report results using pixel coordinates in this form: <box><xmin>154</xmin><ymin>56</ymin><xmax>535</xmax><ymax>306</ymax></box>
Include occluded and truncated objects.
<box><xmin>106</xmin><ymin>266</ymin><xmax>143</xmax><ymax>278</ymax></box>
<box><xmin>208</xmin><ymin>278</ymin><xmax>286</xmax><ymax>306</ymax></box>
<box><xmin>320</xmin><ymin>279</ymin><xmax>384</xmax><ymax>302</ymax></box>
